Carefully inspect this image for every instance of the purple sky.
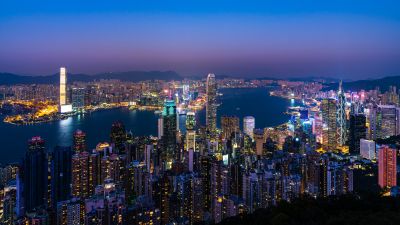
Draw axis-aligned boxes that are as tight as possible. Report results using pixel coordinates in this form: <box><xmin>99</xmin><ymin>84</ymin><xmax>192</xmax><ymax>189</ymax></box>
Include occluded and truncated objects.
<box><xmin>1</xmin><ymin>1</ymin><xmax>400</xmax><ymax>79</ymax></box>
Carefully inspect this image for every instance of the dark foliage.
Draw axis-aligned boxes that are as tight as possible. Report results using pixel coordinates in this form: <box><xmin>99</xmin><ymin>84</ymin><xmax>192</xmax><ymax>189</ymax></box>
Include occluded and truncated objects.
<box><xmin>376</xmin><ymin>135</ymin><xmax>400</xmax><ymax>148</ymax></box>
<box><xmin>218</xmin><ymin>195</ymin><xmax>400</xmax><ymax>225</ymax></box>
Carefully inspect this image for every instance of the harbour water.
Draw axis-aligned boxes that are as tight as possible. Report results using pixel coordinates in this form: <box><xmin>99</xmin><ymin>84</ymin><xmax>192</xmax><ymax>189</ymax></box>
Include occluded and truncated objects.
<box><xmin>0</xmin><ymin>88</ymin><xmax>292</xmax><ymax>164</ymax></box>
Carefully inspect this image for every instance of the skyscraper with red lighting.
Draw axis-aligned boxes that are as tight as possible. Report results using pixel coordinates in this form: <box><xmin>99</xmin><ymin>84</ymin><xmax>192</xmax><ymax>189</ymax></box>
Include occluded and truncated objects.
<box><xmin>378</xmin><ymin>145</ymin><xmax>397</xmax><ymax>188</ymax></box>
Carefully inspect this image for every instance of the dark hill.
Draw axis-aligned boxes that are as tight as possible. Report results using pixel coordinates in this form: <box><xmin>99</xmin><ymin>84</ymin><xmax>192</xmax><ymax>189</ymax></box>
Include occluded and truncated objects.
<box><xmin>0</xmin><ymin>71</ymin><xmax>182</xmax><ymax>85</ymax></box>
<box><xmin>325</xmin><ymin>76</ymin><xmax>400</xmax><ymax>92</ymax></box>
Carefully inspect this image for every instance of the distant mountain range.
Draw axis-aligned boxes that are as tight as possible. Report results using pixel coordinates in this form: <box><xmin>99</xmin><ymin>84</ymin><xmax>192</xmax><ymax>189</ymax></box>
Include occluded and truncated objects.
<box><xmin>1</xmin><ymin>71</ymin><xmax>399</xmax><ymax>92</ymax></box>
<box><xmin>325</xmin><ymin>76</ymin><xmax>400</xmax><ymax>92</ymax></box>
<box><xmin>0</xmin><ymin>71</ymin><xmax>182</xmax><ymax>85</ymax></box>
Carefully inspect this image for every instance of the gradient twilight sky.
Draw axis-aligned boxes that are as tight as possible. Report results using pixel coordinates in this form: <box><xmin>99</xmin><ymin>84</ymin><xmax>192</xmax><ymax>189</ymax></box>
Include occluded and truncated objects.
<box><xmin>1</xmin><ymin>0</ymin><xmax>400</xmax><ymax>79</ymax></box>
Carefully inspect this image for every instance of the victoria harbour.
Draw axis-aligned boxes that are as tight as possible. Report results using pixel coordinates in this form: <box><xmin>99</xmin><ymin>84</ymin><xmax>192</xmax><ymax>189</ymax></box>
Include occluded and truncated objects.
<box><xmin>0</xmin><ymin>88</ymin><xmax>290</xmax><ymax>164</ymax></box>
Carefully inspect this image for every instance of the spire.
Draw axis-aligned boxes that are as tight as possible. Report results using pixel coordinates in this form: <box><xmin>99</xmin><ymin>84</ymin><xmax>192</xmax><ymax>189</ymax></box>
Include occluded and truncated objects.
<box><xmin>338</xmin><ymin>80</ymin><xmax>343</xmax><ymax>93</ymax></box>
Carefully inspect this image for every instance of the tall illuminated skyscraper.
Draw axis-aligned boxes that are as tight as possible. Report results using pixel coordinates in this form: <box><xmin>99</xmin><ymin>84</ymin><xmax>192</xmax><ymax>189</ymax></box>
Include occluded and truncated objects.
<box><xmin>71</xmin><ymin>151</ymin><xmax>90</xmax><ymax>198</ymax></box>
<box><xmin>162</xmin><ymin>100</ymin><xmax>177</xmax><ymax>168</ymax></box>
<box><xmin>378</xmin><ymin>145</ymin><xmax>397</xmax><ymax>188</ymax></box>
<box><xmin>243</xmin><ymin>116</ymin><xmax>255</xmax><ymax>140</ymax></box>
<box><xmin>321</xmin><ymin>99</ymin><xmax>337</xmax><ymax>151</ymax></box>
<box><xmin>336</xmin><ymin>81</ymin><xmax>347</xmax><ymax>146</ymax></box>
<box><xmin>185</xmin><ymin>112</ymin><xmax>196</xmax><ymax>152</ymax></box>
<box><xmin>206</xmin><ymin>73</ymin><xmax>217</xmax><ymax>136</ymax></box>
<box><xmin>59</xmin><ymin>67</ymin><xmax>67</xmax><ymax>106</ymax></box>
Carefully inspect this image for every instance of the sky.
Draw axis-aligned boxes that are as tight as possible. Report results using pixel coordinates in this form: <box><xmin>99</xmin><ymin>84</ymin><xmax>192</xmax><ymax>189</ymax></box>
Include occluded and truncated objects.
<box><xmin>0</xmin><ymin>0</ymin><xmax>400</xmax><ymax>79</ymax></box>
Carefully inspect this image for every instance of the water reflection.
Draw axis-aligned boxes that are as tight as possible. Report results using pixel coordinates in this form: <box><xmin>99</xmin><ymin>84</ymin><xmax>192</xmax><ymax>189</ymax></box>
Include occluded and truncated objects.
<box><xmin>290</xmin><ymin>98</ymin><xmax>295</xmax><ymax>106</ymax></box>
<box><xmin>58</xmin><ymin>117</ymin><xmax>73</xmax><ymax>146</ymax></box>
<box><xmin>0</xmin><ymin>88</ymin><xmax>291</xmax><ymax>164</ymax></box>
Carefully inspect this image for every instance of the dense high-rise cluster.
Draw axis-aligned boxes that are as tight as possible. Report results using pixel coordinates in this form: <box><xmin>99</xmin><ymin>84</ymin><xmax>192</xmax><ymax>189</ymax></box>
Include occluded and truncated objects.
<box><xmin>1</xmin><ymin>75</ymin><xmax>400</xmax><ymax>225</ymax></box>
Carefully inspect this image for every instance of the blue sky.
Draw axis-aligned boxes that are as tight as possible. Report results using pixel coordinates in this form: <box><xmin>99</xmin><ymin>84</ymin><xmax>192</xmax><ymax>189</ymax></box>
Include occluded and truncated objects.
<box><xmin>1</xmin><ymin>0</ymin><xmax>400</xmax><ymax>79</ymax></box>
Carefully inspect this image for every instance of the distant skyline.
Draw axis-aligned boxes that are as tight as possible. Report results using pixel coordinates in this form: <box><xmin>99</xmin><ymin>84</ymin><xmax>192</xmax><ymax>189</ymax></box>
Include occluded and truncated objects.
<box><xmin>1</xmin><ymin>0</ymin><xmax>400</xmax><ymax>79</ymax></box>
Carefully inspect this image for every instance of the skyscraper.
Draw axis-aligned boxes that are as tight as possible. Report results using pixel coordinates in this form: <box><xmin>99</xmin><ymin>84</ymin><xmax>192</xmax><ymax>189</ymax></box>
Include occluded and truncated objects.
<box><xmin>254</xmin><ymin>129</ymin><xmax>264</xmax><ymax>156</ymax></box>
<box><xmin>206</xmin><ymin>73</ymin><xmax>217</xmax><ymax>137</ymax></box>
<box><xmin>21</xmin><ymin>136</ymin><xmax>48</xmax><ymax>212</ymax></box>
<box><xmin>158</xmin><ymin>116</ymin><xmax>164</xmax><ymax>139</ymax></box>
<box><xmin>160</xmin><ymin>173</ymin><xmax>171</xmax><ymax>224</ymax></box>
<box><xmin>59</xmin><ymin>67</ymin><xmax>67</xmax><ymax>106</ymax></box>
<box><xmin>243</xmin><ymin>116</ymin><xmax>255</xmax><ymax>140</ymax></box>
<box><xmin>348</xmin><ymin>114</ymin><xmax>366</xmax><ymax>155</ymax></box>
<box><xmin>52</xmin><ymin>146</ymin><xmax>72</xmax><ymax>208</ymax></box>
<box><xmin>162</xmin><ymin>100</ymin><xmax>177</xmax><ymax>169</ymax></box>
<box><xmin>73</xmin><ymin>129</ymin><xmax>86</xmax><ymax>154</ymax></box>
<box><xmin>376</xmin><ymin>105</ymin><xmax>399</xmax><ymax>139</ymax></box>
<box><xmin>185</xmin><ymin>111</ymin><xmax>196</xmax><ymax>152</ymax></box>
<box><xmin>336</xmin><ymin>81</ymin><xmax>347</xmax><ymax>146</ymax></box>
<box><xmin>221</xmin><ymin>116</ymin><xmax>239</xmax><ymax>140</ymax></box>
<box><xmin>321</xmin><ymin>99</ymin><xmax>337</xmax><ymax>151</ymax></box>
<box><xmin>125</xmin><ymin>161</ymin><xmax>148</xmax><ymax>203</ymax></box>
<box><xmin>110</xmin><ymin>121</ymin><xmax>126</xmax><ymax>154</ymax></box>
<box><xmin>378</xmin><ymin>145</ymin><xmax>397</xmax><ymax>188</ymax></box>
<box><xmin>71</xmin><ymin>152</ymin><xmax>90</xmax><ymax>199</ymax></box>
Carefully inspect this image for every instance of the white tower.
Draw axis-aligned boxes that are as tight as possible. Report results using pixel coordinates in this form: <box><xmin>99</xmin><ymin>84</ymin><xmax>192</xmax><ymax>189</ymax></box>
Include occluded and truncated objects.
<box><xmin>60</xmin><ymin>67</ymin><xmax>67</xmax><ymax>106</ymax></box>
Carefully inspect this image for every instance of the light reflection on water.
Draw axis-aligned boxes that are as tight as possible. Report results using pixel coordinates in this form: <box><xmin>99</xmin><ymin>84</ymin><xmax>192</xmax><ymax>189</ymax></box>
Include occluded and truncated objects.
<box><xmin>0</xmin><ymin>88</ymin><xmax>293</xmax><ymax>164</ymax></box>
<box><xmin>58</xmin><ymin>117</ymin><xmax>73</xmax><ymax>146</ymax></box>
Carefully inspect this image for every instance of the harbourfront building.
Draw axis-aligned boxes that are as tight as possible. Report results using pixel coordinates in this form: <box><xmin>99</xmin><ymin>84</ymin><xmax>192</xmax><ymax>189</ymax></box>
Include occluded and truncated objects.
<box><xmin>59</xmin><ymin>67</ymin><xmax>73</xmax><ymax>114</ymax></box>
